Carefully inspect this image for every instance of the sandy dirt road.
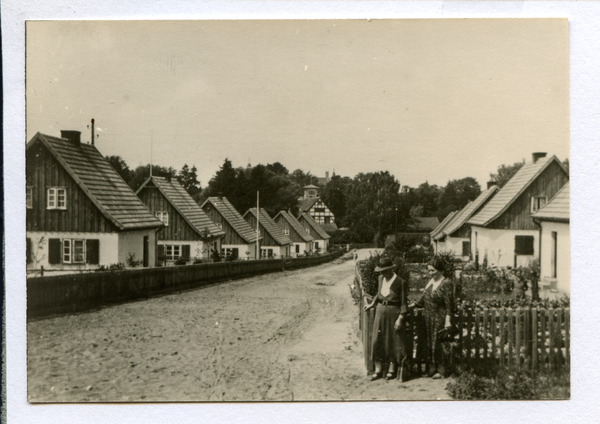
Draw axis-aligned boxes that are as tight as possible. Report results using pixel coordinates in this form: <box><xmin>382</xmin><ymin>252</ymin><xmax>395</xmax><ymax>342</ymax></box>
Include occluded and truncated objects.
<box><xmin>28</xmin><ymin>250</ymin><xmax>451</xmax><ymax>402</ymax></box>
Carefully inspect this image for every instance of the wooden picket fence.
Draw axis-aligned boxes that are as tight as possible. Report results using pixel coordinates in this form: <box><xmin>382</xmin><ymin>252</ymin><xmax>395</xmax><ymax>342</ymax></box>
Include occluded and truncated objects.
<box><xmin>356</xmin><ymin>269</ymin><xmax>570</xmax><ymax>377</ymax></box>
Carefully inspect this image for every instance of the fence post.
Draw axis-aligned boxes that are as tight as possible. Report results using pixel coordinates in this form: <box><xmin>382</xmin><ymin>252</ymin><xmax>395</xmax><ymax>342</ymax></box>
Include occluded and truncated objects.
<box><xmin>482</xmin><ymin>308</ymin><xmax>489</xmax><ymax>360</ymax></box>
<box><xmin>540</xmin><ymin>308</ymin><xmax>547</xmax><ymax>370</ymax></box>
<box><xmin>532</xmin><ymin>307</ymin><xmax>538</xmax><ymax>370</ymax></box>
<box><xmin>565</xmin><ymin>308</ymin><xmax>570</xmax><ymax>369</ymax></box>
<box><xmin>490</xmin><ymin>308</ymin><xmax>497</xmax><ymax>360</ymax></box>
<box><xmin>548</xmin><ymin>308</ymin><xmax>555</xmax><ymax>370</ymax></box>
<box><xmin>499</xmin><ymin>308</ymin><xmax>505</xmax><ymax>367</ymax></box>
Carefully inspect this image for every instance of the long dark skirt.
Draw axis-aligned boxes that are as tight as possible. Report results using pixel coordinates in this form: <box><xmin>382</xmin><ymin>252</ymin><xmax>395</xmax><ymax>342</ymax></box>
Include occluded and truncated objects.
<box><xmin>370</xmin><ymin>304</ymin><xmax>407</xmax><ymax>364</ymax></box>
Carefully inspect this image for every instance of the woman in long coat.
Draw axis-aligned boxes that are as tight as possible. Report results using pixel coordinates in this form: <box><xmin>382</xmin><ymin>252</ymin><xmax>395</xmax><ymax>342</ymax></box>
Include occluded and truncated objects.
<box><xmin>363</xmin><ymin>257</ymin><xmax>409</xmax><ymax>381</ymax></box>
<box><xmin>414</xmin><ymin>257</ymin><xmax>455</xmax><ymax>379</ymax></box>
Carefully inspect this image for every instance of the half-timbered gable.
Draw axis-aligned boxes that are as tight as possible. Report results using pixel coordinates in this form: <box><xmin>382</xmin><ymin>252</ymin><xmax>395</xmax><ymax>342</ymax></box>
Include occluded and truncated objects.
<box><xmin>467</xmin><ymin>154</ymin><xmax>568</xmax><ymax>267</ymax></box>
<box><xmin>136</xmin><ymin>176</ymin><xmax>224</xmax><ymax>264</ymax></box>
<box><xmin>26</xmin><ymin>131</ymin><xmax>163</xmax><ymax>275</ymax></box>
<box><xmin>201</xmin><ymin>197</ymin><xmax>262</xmax><ymax>260</ymax></box>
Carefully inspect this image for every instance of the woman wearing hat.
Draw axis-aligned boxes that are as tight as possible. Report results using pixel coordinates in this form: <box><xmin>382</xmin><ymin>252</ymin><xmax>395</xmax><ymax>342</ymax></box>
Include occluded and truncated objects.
<box><xmin>412</xmin><ymin>256</ymin><xmax>455</xmax><ymax>379</ymax></box>
<box><xmin>363</xmin><ymin>257</ymin><xmax>408</xmax><ymax>381</ymax></box>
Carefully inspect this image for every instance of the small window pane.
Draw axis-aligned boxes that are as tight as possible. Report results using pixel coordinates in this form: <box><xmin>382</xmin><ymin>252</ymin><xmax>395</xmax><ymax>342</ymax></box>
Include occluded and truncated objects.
<box><xmin>57</xmin><ymin>189</ymin><xmax>66</xmax><ymax>208</ymax></box>
<box><xmin>63</xmin><ymin>239</ymin><xmax>71</xmax><ymax>263</ymax></box>
<box><xmin>73</xmin><ymin>240</ymin><xmax>85</xmax><ymax>263</ymax></box>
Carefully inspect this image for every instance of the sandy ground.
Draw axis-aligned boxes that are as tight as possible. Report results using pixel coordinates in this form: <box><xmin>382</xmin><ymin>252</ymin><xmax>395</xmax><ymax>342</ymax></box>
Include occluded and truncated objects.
<box><xmin>27</xmin><ymin>249</ymin><xmax>451</xmax><ymax>402</ymax></box>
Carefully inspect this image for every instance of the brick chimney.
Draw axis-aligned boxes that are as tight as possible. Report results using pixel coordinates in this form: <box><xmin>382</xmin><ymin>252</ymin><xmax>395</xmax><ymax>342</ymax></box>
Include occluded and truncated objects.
<box><xmin>487</xmin><ymin>180</ymin><xmax>497</xmax><ymax>189</ymax></box>
<box><xmin>532</xmin><ymin>152</ymin><xmax>547</xmax><ymax>164</ymax></box>
<box><xmin>61</xmin><ymin>130</ymin><xmax>81</xmax><ymax>146</ymax></box>
<box><xmin>325</xmin><ymin>171</ymin><xmax>329</xmax><ymax>181</ymax></box>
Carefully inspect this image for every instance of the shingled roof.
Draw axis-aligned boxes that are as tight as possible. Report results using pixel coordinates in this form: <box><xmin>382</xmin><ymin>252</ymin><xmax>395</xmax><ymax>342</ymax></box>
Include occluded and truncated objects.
<box><xmin>27</xmin><ymin>132</ymin><xmax>163</xmax><ymax>231</ymax></box>
<box><xmin>532</xmin><ymin>181</ymin><xmax>569</xmax><ymax>222</ymax></box>
<box><xmin>468</xmin><ymin>156</ymin><xmax>568</xmax><ymax>227</ymax></box>
<box><xmin>136</xmin><ymin>176</ymin><xmax>224</xmax><ymax>239</ymax></box>
<box><xmin>201</xmin><ymin>197</ymin><xmax>260</xmax><ymax>243</ymax></box>
<box><xmin>431</xmin><ymin>210</ymin><xmax>459</xmax><ymax>240</ymax></box>
<box><xmin>298</xmin><ymin>213</ymin><xmax>331</xmax><ymax>240</ymax></box>
<box><xmin>274</xmin><ymin>210</ymin><xmax>315</xmax><ymax>243</ymax></box>
<box><xmin>440</xmin><ymin>186</ymin><xmax>499</xmax><ymax>237</ymax></box>
<box><xmin>299</xmin><ymin>197</ymin><xmax>319</xmax><ymax>213</ymax></box>
<box><xmin>244</xmin><ymin>208</ymin><xmax>293</xmax><ymax>246</ymax></box>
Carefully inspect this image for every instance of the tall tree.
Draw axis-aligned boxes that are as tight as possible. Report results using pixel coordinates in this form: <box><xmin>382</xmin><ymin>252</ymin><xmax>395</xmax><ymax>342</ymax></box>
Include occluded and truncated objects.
<box><xmin>437</xmin><ymin>177</ymin><xmax>481</xmax><ymax>219</ymax></box>
<box><xmin>177</xmin><ymin>164</ymin><xmax>202</xmax><ymax>199</ymax></box>
<box><xmin>129</xmin><ymin>164</ymin><xmax>177</xmax><ymax>191</ymax></box>
<box><xmin>345</xmin><ymin>171</ymin><xmax>402</xmax><ymax>246</ymax></box>
<box><xmin>321</xmin><ymin>175</ymin><xmax>353</xmax><ymax>227</ymax></box>
<box><xmin>106</xmin><ymin>155</ymin><xmax>133</xmax><ymax>185</ymax></box>
<box><xmin>490</xmin><ymin>160</ymin><xmax>525</xmax><ymax>188</ymax></box>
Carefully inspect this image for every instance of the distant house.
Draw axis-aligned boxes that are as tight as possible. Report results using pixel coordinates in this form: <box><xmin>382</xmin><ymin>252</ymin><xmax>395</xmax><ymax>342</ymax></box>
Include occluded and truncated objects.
<box><xmin>136</xmin><ymin>176</ymin><xmax>224</xmax><ymax>265</ymax></box>
<box><xmin>274</xmin><ymin>210</ymin><xmax>315</xmax><ymax>257</ymax></box>
<box><xmin>243</xmin><ymin>208</ymin><xmax>292</xmax><ymax>258</ymax></box>
<box><xmin>467</xmin><ymin>153</ymin><xmax>569</xmax><ymax>268</ymax></box>
<box><xmin>532</xmin><ymin>182</ymin><xmax>570</xmax><ymax>294</ymax></box>
<box><xmin>298</xmin><ymin>184</ymin><xmax>337</xmax><ymax>233</ymax></box>
<box><xmin>386</xmin><ymin>217</ymin><xmax>440</xmax><ymax>247</ymax></box>
<box><xmin>26</xmin><ymin>131</ymin><xmax>164</xmax><ymax>275</ymax></box>
<box><xmin>201</xmin><ymin>196</ymin><xmax>262</xmax><ymax>260</ymax></box>
<box><xmin>297</xmin><ymin>213</ymin><xmax>331</xmax><ymax>253</ymax></box>
<box><xmin>430</xmin><ymin>211</ymin><xmax>460</xmax><ymax>252</ymax></box>
<box><xmin>431</xmin><ymin>184</ymin><xmax>499</xmax><ymax>260</ymax></box>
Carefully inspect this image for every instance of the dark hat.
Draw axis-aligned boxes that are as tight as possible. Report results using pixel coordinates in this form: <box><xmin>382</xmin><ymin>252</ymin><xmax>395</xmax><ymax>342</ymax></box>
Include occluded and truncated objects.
<box><xmin>374</xmin><ymin>257</ymin><xmax>396</xmax><ymax>272</ymax></box>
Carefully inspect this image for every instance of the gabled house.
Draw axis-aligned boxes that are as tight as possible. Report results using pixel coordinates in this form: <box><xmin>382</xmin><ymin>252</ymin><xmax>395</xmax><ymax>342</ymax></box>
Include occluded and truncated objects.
<box><xmin>274</xmin><ymin>210</ymin><xmax>315</xmax><ymax>257</ymax></box>
<box><xmin>431</xmin><ymin>184</ymin><xmax>499</xmax><ymax>260</ymax></box>
<box><xmin>430</xmin><ymin>210</ymin><xmax>460</xmax><ymax>253</ymax></box>
<box><xmin>299</xmin><ymin>185</ymin><xmax>337</xmax><ymax>231</ymax></box>
<box><xmin>26</xmin><ymin>131</ymin><xmax>164</xmax><ymax>275</ymax></box>
<box><xmin>467</xmin><ymin>153</ymin><xmax>569</xmax><ymax>268</ymax></box>
<box><xmin>136</xmin><ymin>176</ymin><xmax>224</xmax><ymax>265</ymax></box>
<box><xmin>243</xmin><ymin>208</ymin><xmax>292</xmax><ymax>258</ymax></box>
<box><xmin>532</xmin><ymin>182</ymin><xmax>569</xmax><ymax>294</ymax></box>
<box><xmin>201</xmin><ymin>196</ymin><xmax>262</xmax><ymax>260</ymax></box>
<box><xmin>297</xmin><ymin>213</ymin><xmax>331</xmax><ymax>253</ymax></box>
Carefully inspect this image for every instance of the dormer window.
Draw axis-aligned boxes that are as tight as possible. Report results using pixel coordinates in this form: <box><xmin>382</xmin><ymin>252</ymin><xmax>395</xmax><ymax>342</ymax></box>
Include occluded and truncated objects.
<box><xmin>47</xmin><ymin>187</ymin><xmax>67</xmax><ymax>210</ymax></box>
<box><xmin>284</xmin><ymin>228</ymin><xmax>290</xmax><ymax>235</ymax></box>
<box><xmin>531</xmin><ymin>196</ymin><xmax>547</xmax><ymax>213</ymax></box>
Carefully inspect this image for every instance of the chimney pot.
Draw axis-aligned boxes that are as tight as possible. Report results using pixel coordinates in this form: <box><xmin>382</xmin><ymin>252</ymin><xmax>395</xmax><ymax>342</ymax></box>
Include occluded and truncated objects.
<box><xmin>487</xmin><ymin>180</ymin><xmax>497</xmax><ymax>189</ymax></box>
<box><xmin>532</xmin><ymin>152</ymin><xmax>547</xmax><ymax>163</ymax></box>
<box><xmin>60</xmin><ymin>130</ymin><xmax>81</xmax><ymax>146</ymax></box>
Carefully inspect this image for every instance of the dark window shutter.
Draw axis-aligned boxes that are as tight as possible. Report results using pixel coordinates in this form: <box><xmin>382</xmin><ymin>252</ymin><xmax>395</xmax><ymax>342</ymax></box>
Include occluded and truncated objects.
<box><xmin>462</xmin><ymin>241</ymin><xmax>471</xmax><ymax>257</ymax></box>
<box><xmin>48</xmin><ymin>238</ymin><xmax>62</xmax><ymax>264</ymax></box>
<box><xmin>182</xmin><ymin>244</ymin><xmax>191</xmax><ymax>259</ymax></box>
<box><xmin>232</xmin><ymin>248</ymin><xmax>239</xmax><ymax>259</ymax></box>
<box><xmin>515</xmin><ymin>236</ymin><xmax>534</xmax><ymax>255</ymax></box>
<box><xmin>26</xmin><ymin>238</ymin><xmax>32</xmax><ymax>264</ymax></box>
<box><xmin>158</xmin><ymin>244</ymin><xmax>166</xmax><ymax>260</ymax></box>
<box><xmin>86</xmin><ymin>239</ymin><xmax>100</xmax><ymax>264</ymax></box>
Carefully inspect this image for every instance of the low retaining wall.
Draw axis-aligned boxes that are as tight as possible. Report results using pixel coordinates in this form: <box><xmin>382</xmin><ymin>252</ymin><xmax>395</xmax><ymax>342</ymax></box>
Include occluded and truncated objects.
<box><xmin>28</xmin><ymin>250</ymin><xmax>345</xmax><ymax>318</ymax></box>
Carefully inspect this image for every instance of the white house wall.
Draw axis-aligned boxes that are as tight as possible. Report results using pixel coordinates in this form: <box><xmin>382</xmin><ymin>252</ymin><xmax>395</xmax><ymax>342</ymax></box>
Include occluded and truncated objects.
<box><xmin>26</xmin><ymin>231</ymin><xmax>119</xmax><ymax>275</ymax></box>
<box><xmin>539</xmin><ymin>221</ymin><xmax>570</xmax><ymax>294</ymax></box>
<box><xmin>471</xmin><ymin>227</ymin><xmax>539</xmax><ymax>268</ymax></box>
<box><xmin>445</xmin><ymin>236</ymin><xmax>470</xmax><ymax>261</ymax></box>
<box><xmin>291</xmin><ymin>242</ymin><xmax>312</xmax><ymax>257</ymax></box>
<box><xmin>118</xmin><ymin>229</ymin><xmax>157</xmax><ymax>267</ymax></box>
<box><xmin>222</xmin><ymin>243</ymin><xmax>257</xmax><ymax>260</ymax></box>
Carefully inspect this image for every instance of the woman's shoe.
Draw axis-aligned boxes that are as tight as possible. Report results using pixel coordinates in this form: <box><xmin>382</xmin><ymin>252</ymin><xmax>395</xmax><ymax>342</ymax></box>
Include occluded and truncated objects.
<box><xmin>370</xmin><ymin>372</ymin><xmax>382</xmax><ymax>381</ymax></box>
<box><xmin>385</xmin><ymin>371</ymin><xmax>396</xmax><ymax>380</ymax></box>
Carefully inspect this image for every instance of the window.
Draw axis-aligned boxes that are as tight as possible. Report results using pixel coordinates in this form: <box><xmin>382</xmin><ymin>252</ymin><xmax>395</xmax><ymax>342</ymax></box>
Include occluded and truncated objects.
<box><xmin>73</xmin><ymin>240</ymin><xmax>85</xmax><ymax>263</ymax></box>
<box><xmin>462</xmin><ymin>241</ymin><xmax>471</xmax><ymax>257</ymax></box>
<box><xmin>221</xmin><ymin>247</ymin><xmax>239</xmax><ymax>259</ymax></box>
<box><xmin>314</xmin><ymin>208</ymin><xmax>325</xmax><ymax>213</ymax></box>
<box><xmin>165</xmin><ymin>244</ymin><xmax>181</xmax><ymax>260</ymax></box>
<box><xmin>324</xmin><ymin>217</ymin><xmax>330</xmax><ymax>224</ymax></box>
<box><xmin>47</xmin><ymin>187</ymin><xmax>67</xmax><ymax>210</ymax></box>
<box><xmin>283</xmin><ymin>228</ymin><xmax>290</xmax><ymax>235</ymax></box>
<box><xmin>155</xmin><ymin>211</ymin><xmax>169</xmax><ymax>226</ymax></box>
<box><xmin>295</xmin><ymin>244</ymin><xmax>300</xmax><ymax>253</ymax></box>
<box><xmin>306</xmin><ymin>228</ymin><xmax>311</xmax><ymax>234</ymax></box>
<box><xmin>515</xmin><ymin>236</ymin><xmax>534</xmax><ymax>255</ymax></box>
<box><xmin>531</xmin><ymin>196</ymin><xmax>547</xmax><ymax>213</ymax></box>
<box><xmin>27</xmin><ymin>187</ymin><xmax>33</xmax><ymax>209</ymax></box>
<box><xmin>63</xmin><ymin>239</ymin><xmax>71</xmax><ymax>263</ymax></box>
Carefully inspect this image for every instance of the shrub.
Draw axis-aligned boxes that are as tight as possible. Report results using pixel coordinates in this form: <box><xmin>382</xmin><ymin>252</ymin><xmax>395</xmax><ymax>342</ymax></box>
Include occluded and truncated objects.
<box><xmin>174</xmin><ymin>257</ymin><xmax>188</xmax><ymax>266</ymax></box>
<box><xmin>94</xmin><ymin>263</ymin><xmax>125</xmax><ymax>272</ymax></box>
<box><xmin>126</xmin><ymin>253</ymin><xmax>143</xmax><ymax>268</ymax></box>
<box><xmin>447</xmin><ymin>364</ymin><xmax>570</xmax><ymax>400</ymax></box>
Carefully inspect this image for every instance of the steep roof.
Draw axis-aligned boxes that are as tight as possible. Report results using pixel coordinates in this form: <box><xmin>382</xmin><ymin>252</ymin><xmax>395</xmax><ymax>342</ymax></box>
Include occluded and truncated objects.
<box><xmin>27</xmin><ymin>132</ymin><xmax>163</xmax><ymax>231</ymax></box>
<box><xmin>468</xmin><ymin>156</ymin><xmax>568</xmax><ymax>227</ymax></box>
<box><xmin>299</xmin><ymin>197</ymin><xmax>319</xmax><ymax>212</ymax></box>
<box><xmin>298</xmin><ymin>213</ymin><xmax>331</xmax><ymax>240</ymax></box>
<box><xmin>244</xmin><ymin>208</ymin><xmax>293</xmax><ymax>246</ymax></box>
<box><xmin>431</xmin><ymin>210</ymin><xmax>459</xmax><ymax>240</ymax></box>
<box><xmin>303</xmin><ymin>184</ymin><xmax>320</xmax><ymax>189</ymax></box>
<box><xmin>274</xmin><ymin>210</ymin><xmax>315</xmax><ymax>242</ymax></box>
<box><xmin>442</xmin><ymin>186</ymin><xmax>499</xmax><ymax>237</ymax></box>
<box><xmin>137</xmin><ymin>176</ymin><xmax>224</xmax><ymax>239</ymax></box>
<box><xmin>201</xmin><ymin>197</ymin><xmax>260</xmax><ymax>243</ymax></box>
<box><xmin>532</xmin><ymin>181</ymin><xmax>569</xmax><ymax>222</ymax></box>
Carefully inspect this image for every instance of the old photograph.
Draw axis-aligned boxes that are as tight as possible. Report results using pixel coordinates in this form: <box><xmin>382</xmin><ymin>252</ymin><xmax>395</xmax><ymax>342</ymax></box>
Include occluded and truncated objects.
<box><xmin>25</xmin><ymin>19</ymin><xmax>569</xmax><ymax>402</ymax></box>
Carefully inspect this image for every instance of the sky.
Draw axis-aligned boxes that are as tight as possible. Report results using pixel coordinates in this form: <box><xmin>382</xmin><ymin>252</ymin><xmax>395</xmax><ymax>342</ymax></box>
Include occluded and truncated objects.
<box><xmin>26</xmin><ymin>19</ymin><xmax>569</xmax><ymax>189</ymax></box>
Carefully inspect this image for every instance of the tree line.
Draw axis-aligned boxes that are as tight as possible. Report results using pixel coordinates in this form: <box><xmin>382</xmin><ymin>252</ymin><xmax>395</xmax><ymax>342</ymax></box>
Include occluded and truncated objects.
<box><xmin>106</xmin><ymin>155</ymin><xmax>568</xmax><ymax>246</ymax></box>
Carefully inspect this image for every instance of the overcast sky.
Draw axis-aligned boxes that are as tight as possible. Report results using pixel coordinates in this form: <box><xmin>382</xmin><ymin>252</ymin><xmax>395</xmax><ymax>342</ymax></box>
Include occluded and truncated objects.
<box><xmin>26</xmin><ymin>19</ymin><xmax>568</xmax><ymax>189</ymax></box>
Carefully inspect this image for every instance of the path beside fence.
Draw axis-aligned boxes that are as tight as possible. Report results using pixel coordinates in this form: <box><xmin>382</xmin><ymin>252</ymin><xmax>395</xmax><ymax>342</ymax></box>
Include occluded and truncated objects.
<box><xmin>28</xmin><ymin>250</ymin><xmax>345</xmax><ymax>318</ymax></box>
<box><xmin>355</xmin><ymin>262</ymin><xmax>570</xmax><ymax>377</ymax></box>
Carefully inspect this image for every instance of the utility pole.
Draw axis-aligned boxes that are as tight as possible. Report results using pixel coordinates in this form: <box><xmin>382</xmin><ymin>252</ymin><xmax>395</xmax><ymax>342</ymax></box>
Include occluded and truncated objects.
<box><xmin>256</xmin><ymin>191</ymin><xmax>260</xmax><ymax>259</ymax></box>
